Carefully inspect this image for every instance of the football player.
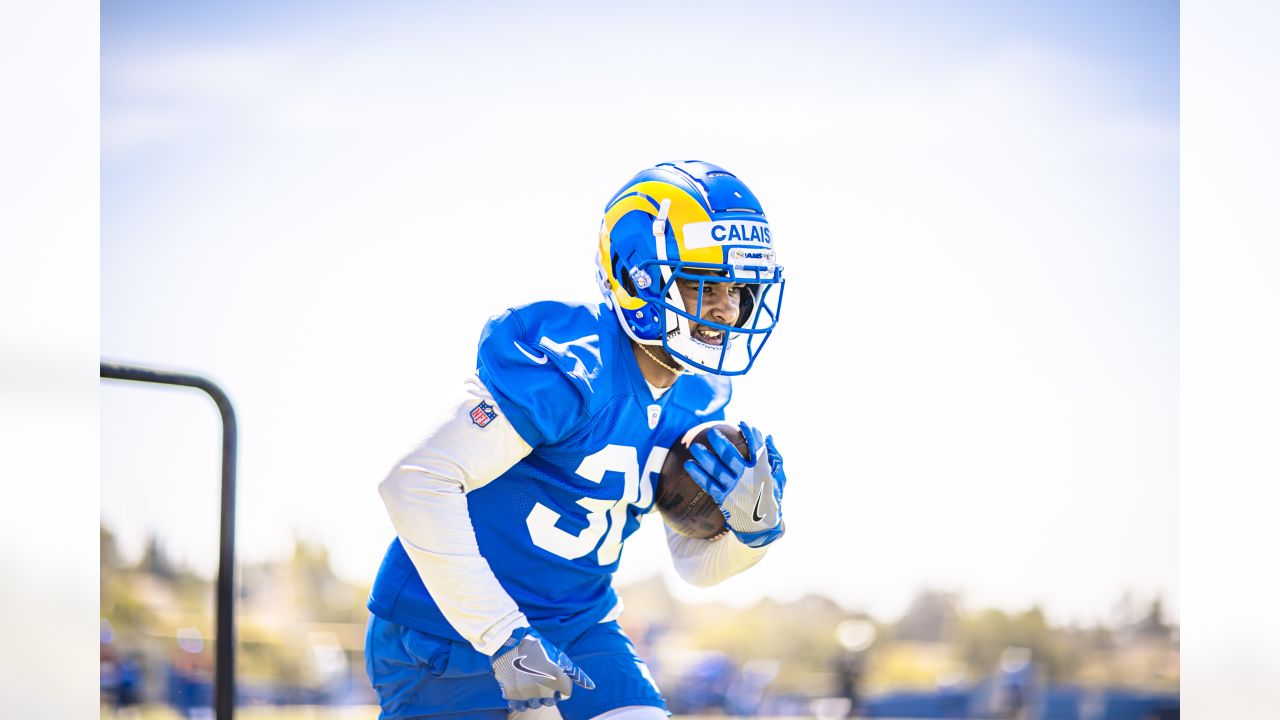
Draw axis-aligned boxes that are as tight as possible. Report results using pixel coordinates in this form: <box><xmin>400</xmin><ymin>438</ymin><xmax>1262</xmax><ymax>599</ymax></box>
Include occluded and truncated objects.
<box><xmin>366</xmin><ymin>160</ymin><xmax>789</xmax><ymax>719</ymax></box>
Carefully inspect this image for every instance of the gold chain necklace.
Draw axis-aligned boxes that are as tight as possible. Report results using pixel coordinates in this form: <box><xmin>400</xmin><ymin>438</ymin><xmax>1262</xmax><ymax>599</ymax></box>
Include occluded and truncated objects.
<box><xmin>639</xmin><ymin>342</ymin><xmax>687</xmax><ymax>377</ymax></box>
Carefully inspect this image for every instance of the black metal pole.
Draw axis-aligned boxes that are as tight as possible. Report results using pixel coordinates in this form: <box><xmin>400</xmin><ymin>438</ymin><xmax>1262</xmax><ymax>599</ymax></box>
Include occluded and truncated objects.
<box><xmin>100</xmin><ymin>361</ymin><xmax>237</xmax><ymax>720</ymax></box>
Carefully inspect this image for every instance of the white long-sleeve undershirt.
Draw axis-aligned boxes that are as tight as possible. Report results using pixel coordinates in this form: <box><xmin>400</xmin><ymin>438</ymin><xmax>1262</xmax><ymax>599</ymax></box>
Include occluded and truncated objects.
<box><xmin>378</xmin><ymin>376</ymin><xmax>768</xmax><ymax>656</ymax></box>
<box><xmin>377</xmin><ymin>377</ymin><xmax>532</xmax><ymax>656</ymax></box>
<box><xmin>665</xmin><ymin>522</ymin><xmax>769</xmax><ymax>586</ymax></box>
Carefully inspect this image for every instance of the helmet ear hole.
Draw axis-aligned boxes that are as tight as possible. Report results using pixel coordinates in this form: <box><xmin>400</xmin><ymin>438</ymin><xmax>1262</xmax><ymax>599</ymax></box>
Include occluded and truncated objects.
<box><xmin>617</xmin><ymin>257</ymin><xmax>639</xmax><ymax>298</ymax></box>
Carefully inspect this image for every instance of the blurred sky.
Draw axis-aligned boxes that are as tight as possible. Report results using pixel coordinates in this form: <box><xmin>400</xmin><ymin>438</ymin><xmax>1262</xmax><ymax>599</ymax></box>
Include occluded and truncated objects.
<box><xmin>100</xmin><ymin>0</ymin><xmax>1179</xmax><ymax>626</ymax></box>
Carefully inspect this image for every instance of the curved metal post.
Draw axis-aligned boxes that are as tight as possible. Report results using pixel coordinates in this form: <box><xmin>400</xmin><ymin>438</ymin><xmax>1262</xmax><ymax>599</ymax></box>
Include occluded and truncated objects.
<box><xmin>100</xmin><ymin>361</ymin><xmax>237</xmax><ymax>720</ymax></box>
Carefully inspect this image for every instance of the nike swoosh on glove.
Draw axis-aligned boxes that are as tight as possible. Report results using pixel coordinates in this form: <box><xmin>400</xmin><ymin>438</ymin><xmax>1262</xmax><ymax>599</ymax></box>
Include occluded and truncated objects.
<box><xmin>684</xmin><ymin>421</ymin><xmax>788</xmax><ymax>548</ymax></box>
<box><xmin>491</xmin><ymin>627</ymin><xmax>595</xmax><ymax>711</ymax></box>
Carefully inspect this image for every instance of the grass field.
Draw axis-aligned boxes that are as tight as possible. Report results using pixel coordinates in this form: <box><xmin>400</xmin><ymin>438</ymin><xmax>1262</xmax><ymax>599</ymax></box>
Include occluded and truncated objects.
<box><xmin>109</xmin><ymin>705</ymin><xmax>854</xmax><ymax>720</ymax></box>
<box><xmin>112</xmin><ymin>706</ymin><xmax>375</xmax><ymax>720</ymax></box>
<box><xmin>111</xmin><ymin>707</ymin><xmax>840</xmax><ymax>720</ymax></box>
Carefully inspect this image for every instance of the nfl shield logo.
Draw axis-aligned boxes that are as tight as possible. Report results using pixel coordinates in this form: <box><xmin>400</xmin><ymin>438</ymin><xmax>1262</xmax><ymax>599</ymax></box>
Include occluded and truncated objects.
<box><xmin>647</xmin><ymin>404</ymin><xmax>661</xmax><ymax>430</ymax></box>
<box><xmin>470</xmin><ymin>401</ymin><xmax>497</xmax><ymax>428</ymax></box>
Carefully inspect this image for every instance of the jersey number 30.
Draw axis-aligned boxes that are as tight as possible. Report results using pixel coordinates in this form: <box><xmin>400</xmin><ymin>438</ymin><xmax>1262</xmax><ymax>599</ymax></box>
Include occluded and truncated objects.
<box><xmin>525</xmin><ymin>444</ymin><xmax>667</xmax><ymax>565</ymax></box>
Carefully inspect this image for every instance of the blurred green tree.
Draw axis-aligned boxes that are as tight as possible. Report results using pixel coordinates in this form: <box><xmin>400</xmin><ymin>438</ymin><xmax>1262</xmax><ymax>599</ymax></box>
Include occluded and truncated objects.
<box><xmin>954</xmin><ymin>606</ymin><xmax>1078</xmax><ymax>682</ymax></box>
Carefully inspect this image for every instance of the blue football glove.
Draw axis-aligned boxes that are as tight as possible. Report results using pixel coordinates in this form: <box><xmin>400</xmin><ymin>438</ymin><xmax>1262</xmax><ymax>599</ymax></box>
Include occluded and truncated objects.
<box><xmin>490</xmin><ymin>626</ymin><xmax>594</xmax><ymax>711</ymax></box>
<box><xmin>684</xmin><ymin>422</ymin><xmax>788</xmax><ymax>547</ymax></box>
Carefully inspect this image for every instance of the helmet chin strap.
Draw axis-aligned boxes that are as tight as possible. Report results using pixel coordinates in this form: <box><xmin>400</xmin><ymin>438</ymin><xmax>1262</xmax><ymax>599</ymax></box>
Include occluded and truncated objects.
<box><xmin>638</xmin><ymin>341</ymin><xmax>689</xmax><ymax>378</ymax></box>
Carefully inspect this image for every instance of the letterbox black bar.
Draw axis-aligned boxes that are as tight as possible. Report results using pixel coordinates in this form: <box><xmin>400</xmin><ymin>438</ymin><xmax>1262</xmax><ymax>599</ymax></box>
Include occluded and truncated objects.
<box><xmin>100</xmin><ymin>362</ymin><xmax>237</xmax><ymax>720</ymax></box>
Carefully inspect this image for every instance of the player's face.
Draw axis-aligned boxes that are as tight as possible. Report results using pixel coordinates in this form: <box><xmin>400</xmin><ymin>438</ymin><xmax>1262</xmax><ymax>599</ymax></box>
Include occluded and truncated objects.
<box><xmin>675</xmin><ymin>272</ymin><xmax>743</xmax><ymax>347</ymax></box>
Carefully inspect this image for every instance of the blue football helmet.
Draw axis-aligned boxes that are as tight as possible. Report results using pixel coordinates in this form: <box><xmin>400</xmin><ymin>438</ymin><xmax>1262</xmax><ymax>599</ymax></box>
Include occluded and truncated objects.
<box><xmin>595</xmin><ymin>161</ymin><xmax>785</xmax><ymax>375</ymax></box>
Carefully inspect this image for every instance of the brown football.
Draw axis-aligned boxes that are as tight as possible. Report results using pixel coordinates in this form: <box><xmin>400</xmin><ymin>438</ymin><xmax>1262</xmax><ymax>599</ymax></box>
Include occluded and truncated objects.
<box><xmin>655</xmin><ymin>422</ymin><xmax>750</xmax><ymax>539</ymax></box>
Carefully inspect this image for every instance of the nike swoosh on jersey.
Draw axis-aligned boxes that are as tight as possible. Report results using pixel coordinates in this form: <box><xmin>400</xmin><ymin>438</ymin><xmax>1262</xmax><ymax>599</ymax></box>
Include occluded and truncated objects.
<box><xmin>513</xmin><ymin>654</ymin><xmax>557</xmax><ymax>680</ymax></box>
<box><xmin>752</xmin><ymin>482</ymin><xmax>768</xmax><ymax>523</ymax></box>
<box><xmin>513</xmin><ymin>341</ymin><xmax>549</xmax><ymax>365</ymax></box>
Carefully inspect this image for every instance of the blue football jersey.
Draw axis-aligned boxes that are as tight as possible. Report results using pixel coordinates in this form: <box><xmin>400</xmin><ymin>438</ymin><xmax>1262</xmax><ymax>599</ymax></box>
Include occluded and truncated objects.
<box><xmin>368</xmin><ymin>300</ymin><xmax>732</xmax><ymax>647</ymax></box>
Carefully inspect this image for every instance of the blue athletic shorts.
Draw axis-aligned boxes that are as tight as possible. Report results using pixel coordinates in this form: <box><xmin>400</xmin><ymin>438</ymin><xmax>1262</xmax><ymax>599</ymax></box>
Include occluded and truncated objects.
<box><xmin>365</xmin><ymin>614</ymin><xmax>667</xmax><ymax>719</ymax></box>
